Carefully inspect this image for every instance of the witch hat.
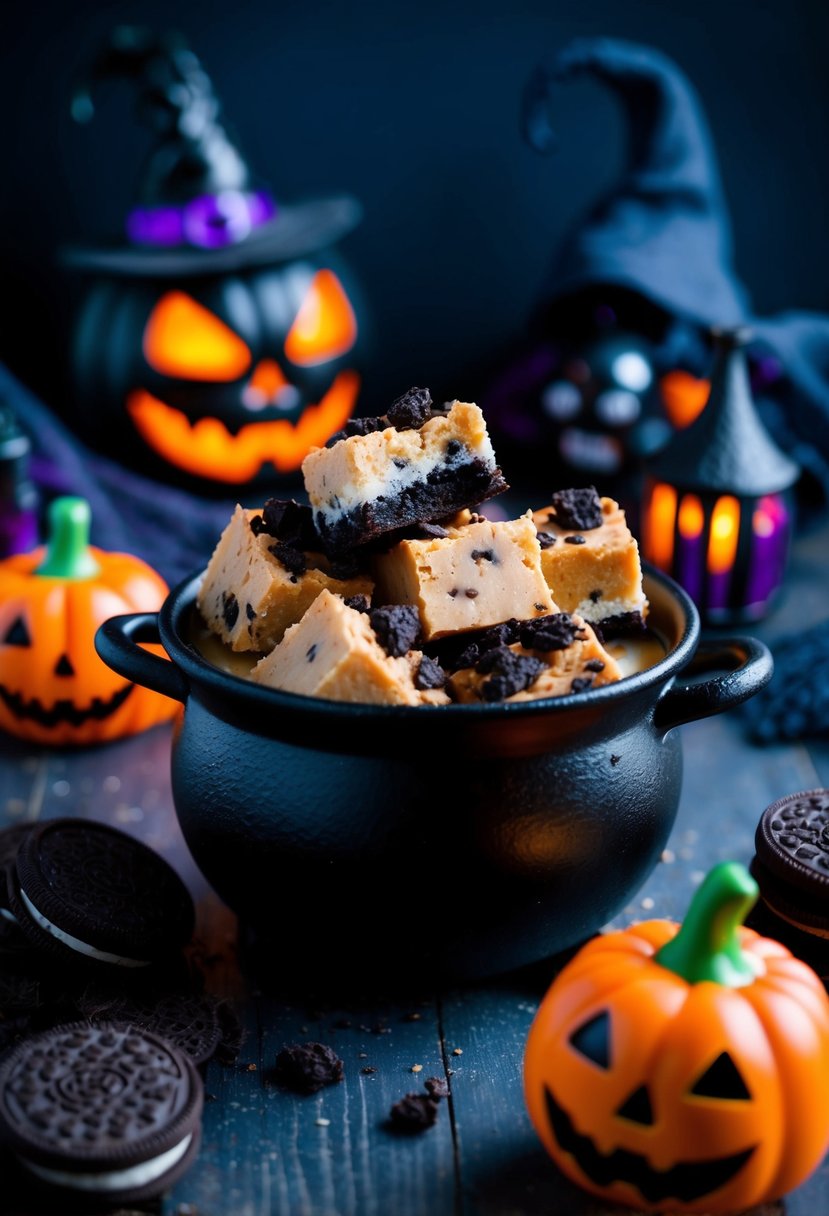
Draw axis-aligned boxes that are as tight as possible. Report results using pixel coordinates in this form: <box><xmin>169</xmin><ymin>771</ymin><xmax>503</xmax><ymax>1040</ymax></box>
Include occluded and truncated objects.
<box><xmin>64</xmin><ymin>26</ymin><xmax>360</xmax><ymax>277</ymax></box>
<box><xmin>524</xmin><ymin>37</ymin><xmax>750</xmax><ymax>330</ymax></box>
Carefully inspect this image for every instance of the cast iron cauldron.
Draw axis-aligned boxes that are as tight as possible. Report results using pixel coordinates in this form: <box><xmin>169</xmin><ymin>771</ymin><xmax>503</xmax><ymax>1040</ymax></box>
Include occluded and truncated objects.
<box><xmin>96</xmin><ymin>567</ymin><xmax>771</xmax><ymax>983</ymax></box>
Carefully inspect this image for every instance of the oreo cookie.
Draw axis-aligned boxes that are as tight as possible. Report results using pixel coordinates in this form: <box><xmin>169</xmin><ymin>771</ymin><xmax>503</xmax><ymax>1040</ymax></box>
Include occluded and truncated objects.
<box><xmin>7</xmin><ymin>819</ymin><xmax>194</xmax><ymax>969</ymax></box>
<box><xmin>748</xmin><ymin>789</ymin><xmax>829</xmax><ymax>972</ymax></box>
<box><xmin>99</xmin><ymin>992</ymin><xmax>223</xmax><ymax>1066</ymax></box>
<box><xmin>0</xmin><ymin>825</ymin><xmax>33</xmax><ymax>951</ymax></box>
<box><xmin>0</xmin><ymin>1022</ymin><xmax>203</xmax><ymax>1205</ymax></box>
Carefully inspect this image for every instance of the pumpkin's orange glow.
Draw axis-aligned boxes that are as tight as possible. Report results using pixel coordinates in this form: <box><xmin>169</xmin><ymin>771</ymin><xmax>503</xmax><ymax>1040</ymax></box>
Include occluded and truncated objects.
<box><xmin>708</xmin><ymin>496</ymin><xmax>740</xmax><ymax>575</ymax></box>
<box><xmin>284</xmin><ymin>270</ymin><xmax>357</xmax><ymax>367</ymax></box>
<box><xmin>143</xmin><ymin>291</ymin><xmax>252</xmax><ymax>381</ymax></box>
<box><xmin>126</xmin><ymin>370</ymin><xmax>360</xmax><ymax>481</ymax></box>
<box><xmin>660</xmin><ymin>371</ymin><xmax>710</xmax><ymax>429</ymax></box>
<box><xmin>248</xmin><ymin>358</ymin><xmax>288</xmax><ymax>397</ymax></box>
<box><xmin>678</xmin><ymin>494</ymin><xmax>705</xmax><ymax>540</ymax></box>
<box><xmin>645</xmin><ymin>482</ymin><xmax>677</xmax><ymax>570</ymax></box>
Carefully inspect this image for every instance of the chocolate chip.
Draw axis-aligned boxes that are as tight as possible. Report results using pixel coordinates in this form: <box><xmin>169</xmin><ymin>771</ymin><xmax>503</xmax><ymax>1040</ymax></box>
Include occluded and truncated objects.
<box><xmin>445</xmin><ymin>439</ymin><xmax>463</xmax><ymax>460</ymax></box>
<box><xmin>564</xmin><ymin>535</ymin><xmax>586</xmax><ymax>545</ymax></box>
<box><xmin>536</xmin><ymin>532</ymin><xmax>557</xmax><ymax>549</ymax></box>
<box><xmin>393</xmin><ymin>458</ymin><xmax>409</xmax><ymax>469</ymax></box>
<box><xmin>274</xmin><ymin>1042</ymin><xmax>344</xmax><ymax>1094</ymax></box>
<box><xmin>387</xmin><ymin>387</ymin><xmax>432</xmax><ymax>430</ymax></box>
<box><xmin>424</xmin><ymin>1077</ymin><xmax>449</xmax><ymax>1101</ymax></box>
<box><xmin>448</xmin><ymin>589</ymin><xmax>459</xmax><ymax>598</ymax></box>
<box><xmin>306</xmin><ymin>645</ymin><xmax>318</xmax><ymax>663</ymax></box>
<box><xmin>475</xmin><ymin>647</ymin><xmax>546</xmax><ymax>701</ymax></box>
<box><xmin>245</xmin><ymin>602</ymin><xmax>256</xmax><ymax>621</ymax></box>
<box><xmin>389</xmin><ymin>1093</ymin><xmax>439</xmax><ymax>1132</ymax></box>
<box><xmin>571</xmin><ymin>677</ymin><xmax>593</xmax><ymax>693</ymax></box>
<box><xmin>270</xmin><ymin>542</ymin><xmax>308</xmax><ymax>578</ymax></box>
<box><xmin>344</xmin><ymin>595</ymin><xmax>371</xmax><ymax>614</ymax></box>
<box><xmin>549</xmin><ymin>487</ymin><xmax>603</xmax><ymax>531</ymax></box>
<box><xmin>589</xmin><ymin>589</ymin><xmax>603</xmax><ymax>603</ymax></box>
<box><xmin>415</xmin><ymin>656</ymin><xmax>446</xmax><ymax>691</ymax></box>
<box><xmin>370</xmin><ymin>605</ymin><xmax>420</xmax><ymax>657</ymax></box>
<box><xmin>585</xmin><ymin>659</ymin><xmax>605</xmax><ymax>672</ymax></box>
<box><xmin>470</xmin><ymin>549</ymin><xmax>495</xmax><ymax>562</ymax></box>
<box><xmin>262</xmin><ymin>498</ymin><xmax>317</xmax><ymax>548</ymax></box>
<box><xmin>222</xmin><ymin>592</ymin><xmax>239</xmax><ymax>630</ymax></box>
<box><xmin>465</xmin><ymin>589</ymin><xmax>479</xmax><ymax>599</ymax></box>
<box><xmin>519</xmin><ymin>613</ymin><xmax>579</xmax><ymax>652</ymax></box>
<box><xmin>249</xmin><ymin>514</ymin><xmax>266</xmax><ymax>536</ymax></box>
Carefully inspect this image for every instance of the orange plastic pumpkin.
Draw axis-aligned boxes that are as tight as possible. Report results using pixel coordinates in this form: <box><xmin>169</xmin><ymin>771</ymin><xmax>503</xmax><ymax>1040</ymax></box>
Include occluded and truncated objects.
<box><xmin>524</xmin><ymin>863</ymin><xmax>829</xmax><ymax>1213</ymax></box>
<box><xmin>0</xmin><ymin>497</ymin><xmax>177</xmax><ymax>745</ymax></box>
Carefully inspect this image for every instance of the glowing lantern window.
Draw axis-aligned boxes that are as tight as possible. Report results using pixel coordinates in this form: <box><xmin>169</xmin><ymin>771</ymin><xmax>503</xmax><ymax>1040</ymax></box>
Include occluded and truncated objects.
<box><xmin>284</xmin><ymin>270</ymin><xmax>357</xmax><ymax>367</ymax></box>
<box><xmin>642</xmin><ymin>330</ymin><xmax>798</xmax><ymax>624</ymax></box>
<box><xmin>143</xmin><ymin>291</ymin><xmax>252</xmax><ymax>381</ymax></box>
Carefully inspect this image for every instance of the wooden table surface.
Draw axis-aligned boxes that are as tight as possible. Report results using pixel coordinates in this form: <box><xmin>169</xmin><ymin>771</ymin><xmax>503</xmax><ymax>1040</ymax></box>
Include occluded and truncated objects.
<box><xmin>1</xmin><ymin>521</ymin><xmax>828</xmax><ymax>1216</ymax></box>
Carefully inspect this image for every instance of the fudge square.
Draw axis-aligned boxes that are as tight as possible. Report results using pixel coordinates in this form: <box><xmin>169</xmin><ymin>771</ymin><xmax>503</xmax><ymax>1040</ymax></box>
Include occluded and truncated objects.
<box><xmin>301</xmin><ymin>400</ymin><xmax>507</xmax><ymax>552</ymax></box>
<box><xmin>531</xmin><ymin>488</ymin><xmax>647</xmax><ymax>632</ymax></box>
<box><xmin>449</xmin><ymin>613</ymin><xmax>622</xmax><ymax>703</ymax></box>
<box><xmin>197</xmin><ymin>505</ymin><xmax>373</xmax><ymax>652</ymax></box>
<box><xmin>251</xmin><ymin>590</ymin><xmax>448</xmax><ymax>705</ymax></box>
<box><xmin>373</xmin><ymin>511</ymin><xmax>555</xmax><ymax>641</ymax></box>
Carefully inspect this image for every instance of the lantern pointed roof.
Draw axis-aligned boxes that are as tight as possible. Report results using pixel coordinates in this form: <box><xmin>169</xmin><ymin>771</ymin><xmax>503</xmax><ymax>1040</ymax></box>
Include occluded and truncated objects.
<box><xmin>649</xmin><ymin>329</ymin><xmax>799</xmax><ymax>496</ymax></box>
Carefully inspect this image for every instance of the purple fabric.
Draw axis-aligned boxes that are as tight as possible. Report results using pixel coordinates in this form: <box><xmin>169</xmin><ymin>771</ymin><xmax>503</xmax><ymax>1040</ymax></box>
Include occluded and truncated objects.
<box><xmin>1</xmin><ymin>363</ymin><xmax>234</xmax><ymax>587</ymax></box>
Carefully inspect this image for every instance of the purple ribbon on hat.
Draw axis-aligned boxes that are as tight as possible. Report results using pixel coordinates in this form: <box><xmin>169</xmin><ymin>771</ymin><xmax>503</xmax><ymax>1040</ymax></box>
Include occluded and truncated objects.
<box><xmin>127</xmin><ymin>189</ymin><xmax>277</xmax><ymax>249</ymax></box>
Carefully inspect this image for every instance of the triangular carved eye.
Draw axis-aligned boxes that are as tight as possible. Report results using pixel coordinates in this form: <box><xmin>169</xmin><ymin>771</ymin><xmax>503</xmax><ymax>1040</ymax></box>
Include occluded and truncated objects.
<box><xmin>616</xmin><ymin>1084</ymin><xmax>654</xmax><ymax>1126</ymax></box>
<box><xmin>689</xmin><ymin>1052</ymin><xmax>751</xmax><ymax>1100</ymax></box>
<box><xmin>4</xmin><ymin>616</ymin><xmax>31</xmax><ymax>647</ymax></box>
<box><xmin>568</xmin><ymin>1011</ymin><xmax>611</xmax><ymax>1069</ymax></box>
<box><xmin>285</xmin><ymin>270</ymin><xmax>357</xmax><ymax>367</ymax></box>
<box><xmin>54</xmin><ymin>654</ymin><xmax>75</xmax><ymax>677</ymax></box>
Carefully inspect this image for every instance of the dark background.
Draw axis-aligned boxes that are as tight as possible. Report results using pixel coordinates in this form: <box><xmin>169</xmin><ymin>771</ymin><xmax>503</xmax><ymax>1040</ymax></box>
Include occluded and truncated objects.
<box><xmin>2</xmin><ymin>0</ymin><xmax>829</xmax><ymax>419</ymax></box>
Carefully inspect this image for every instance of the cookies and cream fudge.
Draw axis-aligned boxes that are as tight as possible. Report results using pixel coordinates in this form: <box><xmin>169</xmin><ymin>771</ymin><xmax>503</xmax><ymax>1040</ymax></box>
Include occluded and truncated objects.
<box><xmin>448</xmin><ymin>612</ymin><xmax>622</xmax><ymax>703</ymax></box>
<box><xmin>252</xmin><ymin>590</ymin><xmax>449</xmax><ymax>705</ymax></box>
<box><xmin>302</xmin><ymin>392</ymin><xmax>507</xmax><ymax>553</ymax></box>
<box><xmin>197</xmin><ymin>504</ymin><xmax>372</xmax><ymax>653</ymax></box>
<box><xmin>373</xmin><ymin>512</ymin><xmax>554</xmax><ymax>641</ymax></box>
<box><xmin>531</xmin><ymin>488</ymin><xmax>647</xmax><ymax>635</ymax></box>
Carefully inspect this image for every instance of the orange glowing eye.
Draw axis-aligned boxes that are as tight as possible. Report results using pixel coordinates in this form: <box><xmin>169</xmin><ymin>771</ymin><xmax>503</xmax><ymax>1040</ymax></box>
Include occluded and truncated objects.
<box><xmin>143</xmin><ymin>291</ymin><xmax>252</xmax><ymax>381</ymax></box>
<box><xmin>284</xmin><ymin>270</ymin><xmax>357</xmax><ymax>367</ymax></box>
<box><xmin>660</xmin><ymin>371</ymin><xmax>710</xmax><ymax>429</ymax></box>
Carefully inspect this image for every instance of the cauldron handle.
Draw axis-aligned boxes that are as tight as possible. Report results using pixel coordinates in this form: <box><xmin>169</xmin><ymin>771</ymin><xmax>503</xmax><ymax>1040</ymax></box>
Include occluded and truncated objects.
<box><xmin>95</xmin><ymin>613</ymin><xmax>189</xmax><ymax>704</ymax></box>
<box><xmin>653</xmin><ymin>636</ymin><xmax>773</xmax><ymax>735</ymax></box>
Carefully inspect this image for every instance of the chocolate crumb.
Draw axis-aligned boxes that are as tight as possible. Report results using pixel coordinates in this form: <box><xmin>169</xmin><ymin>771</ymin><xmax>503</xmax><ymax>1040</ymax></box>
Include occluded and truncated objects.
<box><xmin>454</xmin><ymin>620</ymin><xmax>522</xmax><ymax>670</ymax></box>
<box><xmin>465</xmin><ymin>588</ymin><xmax>479</xmax><ymax>599</ymax></box>
<box><xmin>536</xmin><ymin>532</ymin><xmax>557</xmax><ymax>549</ymax></box>
<box><xmin>425</xmin><ymin>1077</ymin><xmax>449</xmax><ymax>1100</ymax></box>
<box><xmin>344</xmin><ymin>594</ymin><xmax>371</xmax><ymax>614</ymax></box>
<box><xmin>549</xmin><ymin>486</ymin><xmax>603</xmax><ymax>531</ymax></box>
<box><xmin>370</xmin><ymin>605</ymin><xmax>420</xmax><ymax>657</ymax></box>
<box><xmin>222</xmin><ymin>592</ymin><xmax>239</xmax><ymax>631</ymax></box>
<box><xmin>470</xmin><ymin>549</ymin><xmax>494</xmax><ymax>562</ymax></box>
<box><xmin>361</xmin><ymin>1066</ymin><xmax>377</xmax><ymax>1075</ymax></box>
<box><xmin>585</xmin><ymin>659</ymin><xmax>605</xmax><ymax>672</ymax></box>
<box><xmin>519</xmin><ymin>613</ymin><xmax>579</xmax><ymax>653</ymax></box>
<box><xmin>262</xmin><ymin>498</ymin><xmax>318</xmax><ymax>548</ymax></box>
<box><xmin>445</xmin><ymin>439</ymin><xmax>463</xmax><ymax>460</ymax></box>
<box><xmin>415</xmin><ymin>655</ymin><xmax>446</xmax><ymax>691</ymax></box>
<box><xmin>589</xmin><ymin>589</ymin><xmax>603</xmax><ymax>603</ymax></box>
<box><xmin>326</xmin><ymin>415</ymin><xmax>386</xmax><ymax>446</ymax></box>
<box><xmin>249</xmin><ymin>514</ymin><xmax>266</xmax><ymax>536</ymax></box>
<box><xmin>270</xmin><ymin>542</ymin><xmax>308</xmax><ymax>578</ymax></box>
<box><xmin>306</xmin><ymin>644</ymin><xmax>318</xmax><ymax>663</ymax></box>
<box><xmin>393</xmin><ymin>457</ymin><xmax>408</xmax><ymax>469</ymax></box>
<box><xmin>245</xmin><ymin>602</ymin><xmax>256</xmax><ymax>621</ymax></box>
<box><xmin>610</xmin><ymin>754</ymin><xmax>621</xmax><ymax>766</ymax></box>
<box><xmin>476</xmin><ymin>647</ymin><xmax>545</xmax><ymax>701</ymax></box>
<box><xmin>389</xmin><ymin>1093</ymin><xmax>440</xmax><ymax>1133</ymax></box>
<box><xmin>274</xmin><ymin>1042</ymin><xmax>344</xmax><ymax>1094</ymax></box>
<box><xmin>387</xmin><ymin>386</ymin><xmax>432</xmax><ymax>430</ymax></box>
<box><xmin>571</xmin><ymin>677</ymin><xmax>594</xmax><ymax>693</ymax></box>
<box><xmin>564</xmin><ymin>534</ymin><xmax>586</xmax><ymax>545</ymax></box>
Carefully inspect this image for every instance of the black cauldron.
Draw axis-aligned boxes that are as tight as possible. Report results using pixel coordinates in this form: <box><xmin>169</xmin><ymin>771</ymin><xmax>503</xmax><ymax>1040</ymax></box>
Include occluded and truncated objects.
<box><xmin>96</xmin><ymin>567</ymin><xmax>771</xmax><ymax>983</ymax></box>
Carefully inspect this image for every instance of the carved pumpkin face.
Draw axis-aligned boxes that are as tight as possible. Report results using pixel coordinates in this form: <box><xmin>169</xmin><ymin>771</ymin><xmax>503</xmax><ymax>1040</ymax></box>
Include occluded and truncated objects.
<box><xmin>0</xmin><ymin>498</ymin><xmax>176</xmax><ymax>746</ymax></box>
<box><xmin>72</xmin><ymin>258</ymin><xmax>362</xmax><ymax>488</ymax></box>
<box><xmin>524</xmin><ymin>866</ymin><xmax>829</xmax><ymax>1213</ymax></box>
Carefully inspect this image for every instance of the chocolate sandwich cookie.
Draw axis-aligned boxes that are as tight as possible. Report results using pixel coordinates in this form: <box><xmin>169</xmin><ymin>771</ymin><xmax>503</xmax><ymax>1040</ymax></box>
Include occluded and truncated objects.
<box><xmin>7</xmin><ymin>819</ymin><xmax>194</xmax><ymax>969</ymax></box>
<box><xmin>748</xmin><ymin>789</ymin><xmax>829</xmax><ymax>974</ymax></box>
<box><xmin>0</xmin><ymin>1022</ymin><xmax>203</xmax><ymax>1205</ymax></box>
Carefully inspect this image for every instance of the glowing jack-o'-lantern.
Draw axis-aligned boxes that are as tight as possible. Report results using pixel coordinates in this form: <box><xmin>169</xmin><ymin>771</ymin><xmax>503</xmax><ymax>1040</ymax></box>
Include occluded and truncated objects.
<box><xmin>524</xmin><ymin>863</ymin><xmax>829</xmax><ymax>1213</ymax></box>
<box><xmin>65</xmin><ymin>27</ymin><xmax>365</xmax><ymax>491</ymax></box>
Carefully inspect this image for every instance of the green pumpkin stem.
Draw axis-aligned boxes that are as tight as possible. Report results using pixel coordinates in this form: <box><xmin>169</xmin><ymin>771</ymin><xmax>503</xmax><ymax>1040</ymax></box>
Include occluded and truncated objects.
<box><xmin>36</xmin><ymin>497</ymin><xmax>100</xmax><ymax>580</ymax></box>
<box><xmin>654</xmin><ymin>862</ymin><xmax>762</xmax><ymax>988</ymax></box>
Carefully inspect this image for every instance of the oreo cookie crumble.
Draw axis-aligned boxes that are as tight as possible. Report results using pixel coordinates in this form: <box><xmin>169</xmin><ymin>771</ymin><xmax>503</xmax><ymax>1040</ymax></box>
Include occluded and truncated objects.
<box><xmin>415</xmin><ymin>656</ymin><xmax>446</xmax><ymax>691</ymax></box>
<box><xmin>387</xmin><ymin>386</ymin><xmax>433</xmax><ymax>430</ymax></box>
<box><xmin>274</xmin><ymin>1042</ymin><xmax>344</xmax><ymax>1094</ymax></box>
<box><xmin>261</xmin><ymin>498</ymin><xmax>318</xmax><ymax>549</ymax></box>
<box><xmin>475</xmin><ymin>647</ymin><xmax>545</xmax><ymax>702</ymax></box>
<box><xmin>518</xmin><ymin>613</ymin><xmax>580</xmax><ymax>653</ymax></box>
<box><xmin>269</xmin><ymin>542</ymin><xmax>308</xmax><ymax>580</ymax></box>
<box><xmin>370</xmin><ymin>605</ymin><xmax>421</xmax><ymax>657</ymax></box>
<box><xmin>549</xmin><ymin>486</ymin><xmax>604</xmax><ymax>531</ymax></box>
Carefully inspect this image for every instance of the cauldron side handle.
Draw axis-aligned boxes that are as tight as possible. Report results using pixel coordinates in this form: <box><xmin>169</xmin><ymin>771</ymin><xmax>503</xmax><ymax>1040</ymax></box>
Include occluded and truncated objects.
<box><xmin>653</xmin><ymin>637</ymin><xmax>773</xmax><ymax>735</ymax></box>
<box><xmin>95</xmin><ymin>613</ymin><xmax>189</xmax><ymax>704</ymax></box>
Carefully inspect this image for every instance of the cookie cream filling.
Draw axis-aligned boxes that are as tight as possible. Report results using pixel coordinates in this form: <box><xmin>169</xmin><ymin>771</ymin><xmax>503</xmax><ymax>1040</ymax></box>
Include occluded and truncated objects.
<box><xmin>571</xmin><ymin>592</ymin><xmax>648</xmax><ymax>623</ymax></box>
<box><xmin>19</xmin><ymin>887</ymin><xmax>151</xmax><ymax>967</ymax></box>
<box><xmin>20</xmin><ymin>1132</ymin><xmax>193</xmax><ymax>1193</ymax></box>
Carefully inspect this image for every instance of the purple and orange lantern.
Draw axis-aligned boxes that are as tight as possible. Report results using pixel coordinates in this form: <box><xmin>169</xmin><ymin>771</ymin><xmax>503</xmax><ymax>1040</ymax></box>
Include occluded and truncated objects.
<box><xmin>641</xmin><ymin>329</ymin><xmax>799</xmax><ymax>625</ymax></box>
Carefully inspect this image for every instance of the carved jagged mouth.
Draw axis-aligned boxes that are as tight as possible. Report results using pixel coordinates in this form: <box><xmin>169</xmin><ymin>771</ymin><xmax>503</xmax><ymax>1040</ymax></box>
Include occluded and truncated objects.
<box><xmin>0</xmin><ymin>682</ymin><xmax>134</xmax><ymax>728</ymax></box>
<box><xmin>126</xmin><ymin>369</ymin><xmax>360</xmax><ymax>481</ymax></box>
<box><xmin>544</xmin><ymin>1086</ymin><xmax>755</xmax><ymax>1205</ymax></box>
